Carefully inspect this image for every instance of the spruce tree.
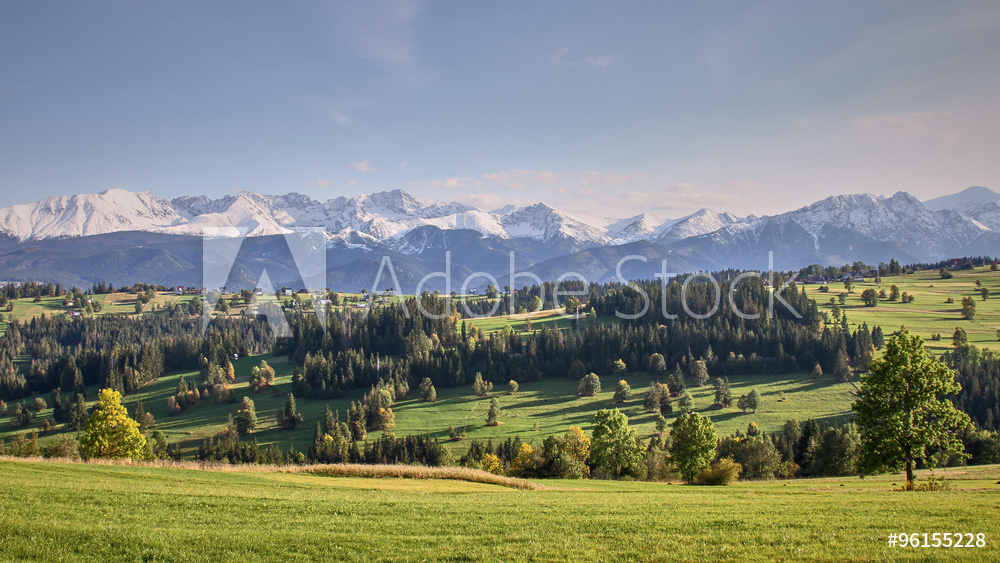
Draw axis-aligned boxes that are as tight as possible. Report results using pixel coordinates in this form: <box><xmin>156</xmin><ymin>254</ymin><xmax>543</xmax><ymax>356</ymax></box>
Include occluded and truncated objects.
<box><xmin>279</xmin><ymin>393</ymin><xmax>304</xmax><ymax>430</ymax></box>
<box><xmin>691</xmin><ymin>360</ymin><xmax>710</xmax><ymax>387</ymax></box>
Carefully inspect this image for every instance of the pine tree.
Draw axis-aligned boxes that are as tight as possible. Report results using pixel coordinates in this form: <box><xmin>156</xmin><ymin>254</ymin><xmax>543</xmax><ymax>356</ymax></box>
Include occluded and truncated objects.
<box><xmin>667</xmin><ymin>365</ymin><xmax>686</xmax><ymax>396</ymax></box>
<box><xmin>746</xmin><ymin>389</ymin><xmax>761</xmax><ymax>413</ymax></box>
<box><xmin>486</xmin><ymin>397</ymin><xmax>501</xmax><ymax>426</ymax></box>
<box><xmin>833</xmin><ymin>348</ymin><xmax>853</xmax><ymax>383</ymax></box>
<box><xmin>279</xmin><ymin>393</ymin><xmax>304</xmax><ymax>430</ymax></box>
<box><xmin>133</xmin><ymin>399</ymin><xmax>148</xmax><ymax>434</ymax></box>
<box><xmin>678</xmin><ymin>392</ymin><xmax>694</xmax><ymax>413</ymax></box>
<box><xmin>322</xmin><ymin>405</ymin><xmax>336</xmax><ymax>436</ymax></box>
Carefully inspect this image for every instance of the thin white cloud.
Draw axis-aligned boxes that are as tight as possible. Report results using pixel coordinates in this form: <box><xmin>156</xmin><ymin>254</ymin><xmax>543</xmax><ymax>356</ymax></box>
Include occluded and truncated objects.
<box><xmin>310</xmin><ymin>180</ymin><xmax>333</xmax><ymax>187</ymax></box>
<box><xmin>550</xmin><ymin>48</ymin><xmax>615</xmax><ymax>68</ymax></box>
<box><xmin>350</xmin><ymin>160</ymin><xmax>376</xmax><ymax>172</ymax></box>
<box><xmin>550</xmin><ymin>47</ymin><xmax>571</xmax><ymax>65</ymax></box>
<box><xmin>584</xmin><ymin>55</ymin><xmax>614</xmax><ymax>68</ymax></box>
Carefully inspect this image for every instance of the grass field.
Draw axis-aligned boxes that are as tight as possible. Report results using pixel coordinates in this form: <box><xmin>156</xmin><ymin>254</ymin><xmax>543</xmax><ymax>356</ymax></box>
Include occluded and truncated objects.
<box><xmin>805</xmin><ymin>266</ymin><xmax>1000</xmax><ymax>354</ymax></box>
<box><xmin>1</xmin><ymin>458</ymin><xmax>997</xmax><ymax>561</ymax></box>
<box><xmin>1</xmin><ymin>352</ymin><xmax>856</xmax><ymax>457</ymax></box>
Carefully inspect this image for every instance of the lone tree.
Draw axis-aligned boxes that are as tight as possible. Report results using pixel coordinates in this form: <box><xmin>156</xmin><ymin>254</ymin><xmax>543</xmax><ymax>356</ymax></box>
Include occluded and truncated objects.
<box><xmin>486</xmin><ymin>397</ymin><xmax>501</xmax><ymax>426</ymax></box>
<box><xmin>853</xmin><ymin>330</ymin><xmax>970</xmax><ymax>487</ymax></box>
<box><xmin>419</xmin><ymin>377</ymin><xmax>437</xmax><ymax>402</ymax></box>
<box><xmin>712</xmin><ymin>377</ymin><xmax>732</xmax><ymax>407</ymax></box>
<box><xmin>278</xmin><ymin>393</ymin><xmax>304</xmax><ymax>430</ymax></box>
<box><xmin>590</xmin><ymin>409</ymin><xmax>645</xmax><ymax>479</ymax></box>
<box><xmin>80</xmin><ymin>389</ymin><xmax>148</xmax><ymax>460</ymax></box>
<box><xmin>669</xmin><ymin>412</ymin><xmax>718</xmax><ymax>484</ymax></box>
<box><xmin>746</xmin><ymin>389</ymin><xmax>761</xmax><ymax>413</ymax></box>
<box><xmin>861</xmin><ymin>288</ymin><xmax>879</xmax><ymax>307</ymax></box>
<box><xmin>578</xmin><ymin>373</ymin><xmax>602</xmax><ymax>396</ymax></box>
<box><xmin>666</xmin><ymin>364</ymin><xmax>686</xmax><ymax>396</ymax></box>
<box><xmin>960</xmin><ymin>296</ymin><xmax>977</xmax><ymax>320</ymax></box>
<box><xmin>952</xmin><ymin>327</ymin><xmax>968</xmax><ymax>347</ymax></box>
<box><xmin>473</xmin><ymin>372</ymin><xmax>493</xmax><ymax>397</ymax></box>
<box><xmin>612</xmin><ymin>380</ymin><xmax>632</xmax><ymax>403</ymax></box>
<box><xmin>233</xmin><ymin>396</ymin><xmax>257</xmax><ymax>435</ymax></box>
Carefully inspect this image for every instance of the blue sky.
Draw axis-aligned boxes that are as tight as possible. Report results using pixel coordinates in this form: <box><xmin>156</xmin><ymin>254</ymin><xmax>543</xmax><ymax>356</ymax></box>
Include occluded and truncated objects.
<box><xmin>2</xmin><ymin>1</ymin><xmax>999</xmax><ymax>217</ymax></box>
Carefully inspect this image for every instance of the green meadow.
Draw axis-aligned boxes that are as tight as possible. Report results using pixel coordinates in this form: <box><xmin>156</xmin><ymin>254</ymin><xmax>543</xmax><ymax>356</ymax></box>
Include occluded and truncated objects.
<box><xmin>1</xmin><ymin>458</ymin><xmax>997</xmax><ymax>562</ymax></box>
<box><xmin>805</xmin><ymin>266</ymin><xmax>1000</xmax><ymax>353</ymax></box>
<box><xmin>1</xmin><ymin>349</ymin><xmax>856</xmax><ymax>457</ymax></box>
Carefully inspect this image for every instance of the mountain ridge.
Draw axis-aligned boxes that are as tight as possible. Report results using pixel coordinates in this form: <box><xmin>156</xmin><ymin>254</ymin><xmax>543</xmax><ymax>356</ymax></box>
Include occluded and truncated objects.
<box><xmin>0</xmin><ymin>186</ymin><xmax>997</xmax><ymax>289</ymax></box>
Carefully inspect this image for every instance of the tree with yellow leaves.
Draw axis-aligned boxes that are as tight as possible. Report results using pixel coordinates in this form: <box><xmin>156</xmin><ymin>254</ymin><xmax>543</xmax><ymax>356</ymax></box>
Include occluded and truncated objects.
<box><xmin>481</xmin><ymin>453</ymin><xmax>504</xmax><ymax>475</ymax></box>
<box><xmin>508</xmin><ymin>443</ymin><xmax>535</xmax><ymax>477</ymax></box>
<box><xmin>80</xmin><ymin>388</ymin><xmax>149</xmax><ymax>460</ymax></box>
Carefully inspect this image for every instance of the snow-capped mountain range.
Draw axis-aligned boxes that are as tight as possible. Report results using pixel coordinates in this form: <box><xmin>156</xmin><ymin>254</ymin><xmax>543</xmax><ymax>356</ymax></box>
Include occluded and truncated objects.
<box><xmin>0</xmin><ymin>186</ymin><xmax>997</xmax><ymax>288</ymax></box>
<box><xmin>0</xmin><ymin>187</ymin><xmax>754</xmax><ymax>247</ymax></box>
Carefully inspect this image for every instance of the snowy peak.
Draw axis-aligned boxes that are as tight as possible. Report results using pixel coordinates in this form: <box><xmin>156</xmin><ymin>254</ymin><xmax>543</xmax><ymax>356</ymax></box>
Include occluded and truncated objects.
<box><xmin>658</xmin><ymin>208</ymin><xmax>742</xmax><ymax>243</ymax></box>
<box><xmin>924</xmin><ymin>186</ymin><xmax>1000</xmax><ymax>213</ymax></box>
<box><xmin>0</xmin><ymin>189</ymin><xmax>182</xmax><ymax>240</ymax></box>
<box><xmin>501</xmin><ymin>203</ymin><xmax>610</xmax><ymax>244</ymax></box>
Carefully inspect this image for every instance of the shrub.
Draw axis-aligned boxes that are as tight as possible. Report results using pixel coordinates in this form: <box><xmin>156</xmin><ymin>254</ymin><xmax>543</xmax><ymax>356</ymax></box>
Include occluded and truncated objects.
<box><xmin>9</xmin><ymin>403</ymin><xmax>32</xmax><ymax>428</ymax></box>
<box><xmin>6</xmin><ymin>432</ymin><xmax>40</xmax><ymax>457</ymax></box>
<box><xmin>697</xmin><ymin>457</ymin><xmax>742</xmax><ymax>485</ymax></box>
<box><xmin>507</xmin><ymin>380</ymin><xmax>519</xmax><ymax>395</ymax></box>
<box><xmin>31</xmin><ymin>396</ymin><xmax>47</xmax><ymax>412</ymax></box>
<box><xmin>42</xmin><ymin>435</ymin><xmax>81</xmax><ymax>460</ymax></box>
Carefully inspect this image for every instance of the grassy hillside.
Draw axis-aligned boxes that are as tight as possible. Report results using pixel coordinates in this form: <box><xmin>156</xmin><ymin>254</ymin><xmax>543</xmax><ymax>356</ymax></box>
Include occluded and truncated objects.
<box><xmin>805</xmin><ymin>266</ymin><xmax>1000</xmax><ymax>353</ymax></box>
<box><xmin>2</xmin><ymin>352</ymin><xmax>856</xmax><ymax>456</ymax></box>
<box><xmin>1</xmin><ymin>458</ymin><xmax>997</xmax><ymax>561</ymax></box>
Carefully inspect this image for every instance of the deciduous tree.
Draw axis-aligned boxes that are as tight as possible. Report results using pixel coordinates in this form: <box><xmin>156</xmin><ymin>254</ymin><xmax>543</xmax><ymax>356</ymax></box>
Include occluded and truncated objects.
<box><xmin>590</xmin><ymin>409</ymin><xmax>645</xmax><ymax>479</ymax></box>
<box><xmin>853</xmin><ymin>330</ymin><xmax>971</xmax><ymax>486</ymax></box>
<box><xmin>669</xmin><ymin>412</ymin><xmax>717</xmax><ymax>484</ymax></box>
<box><xmin>79</xmin><ymin>389</ymin><xmax>148</xmax><ymax>460</ymax></box>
